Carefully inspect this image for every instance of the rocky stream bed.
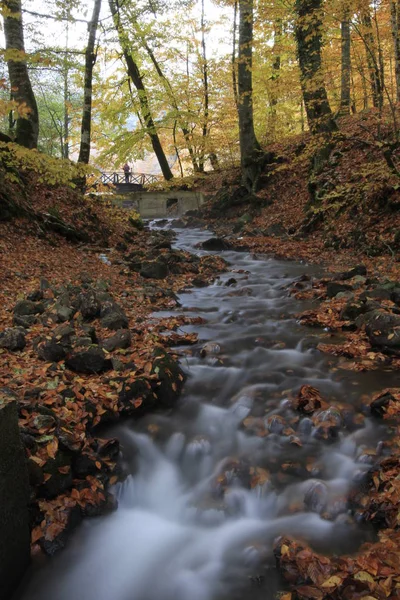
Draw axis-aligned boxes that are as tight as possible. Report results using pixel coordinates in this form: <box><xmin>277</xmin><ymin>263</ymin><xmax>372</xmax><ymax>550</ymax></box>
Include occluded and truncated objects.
<box><xmin>3</xmin><ymin>221</ymin><xmax>399</xmax><ymax>600</ymax></box>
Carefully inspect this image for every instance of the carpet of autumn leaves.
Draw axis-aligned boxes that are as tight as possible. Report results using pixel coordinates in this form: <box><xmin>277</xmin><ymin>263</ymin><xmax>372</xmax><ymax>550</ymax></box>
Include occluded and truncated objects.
<box><xmin>0</xmin><ymin>180</ymin><xmax>226</xmax><ymax>556</ymax></box>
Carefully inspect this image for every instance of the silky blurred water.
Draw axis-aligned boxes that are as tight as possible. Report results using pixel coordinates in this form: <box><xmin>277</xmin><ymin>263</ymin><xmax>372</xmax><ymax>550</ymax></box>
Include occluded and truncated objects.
<box><xmin>19</xmin><ymin>223</ymin><xmax>391</xmax><ymax>600</ymax></box>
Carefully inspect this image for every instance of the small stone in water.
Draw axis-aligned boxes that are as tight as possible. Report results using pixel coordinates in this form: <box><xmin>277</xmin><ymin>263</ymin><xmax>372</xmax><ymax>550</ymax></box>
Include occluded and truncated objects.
<box><xmin>304</xmin><ymin>480</ymin><xmax>328</xmax><ymax>513</ymax></box>
<box><xmin>200</xmin><ymin>342</ymin><xmax>221</xmax><ymax>358</ymax></box>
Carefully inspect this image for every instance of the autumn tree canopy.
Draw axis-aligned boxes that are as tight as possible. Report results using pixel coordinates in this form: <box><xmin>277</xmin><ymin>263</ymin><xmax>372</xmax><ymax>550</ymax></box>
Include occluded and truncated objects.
<box><xmin>0</xmin><ymin>0</ymin><xmax>399</xmax><ymax>179</ymax></box>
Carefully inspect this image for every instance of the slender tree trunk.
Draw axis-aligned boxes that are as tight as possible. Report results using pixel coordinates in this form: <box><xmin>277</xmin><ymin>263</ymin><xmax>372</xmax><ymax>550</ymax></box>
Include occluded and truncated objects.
<box><xmin>63</xmin><ymin>63</ymin><xmax>69</xmax><ymax>159</ymax></box>
<box><xmin>359</xmin><ymin>7</ymin><xmax>383</xmax><ymax>109</ymax></box>
<box><xmin>294</xmin><ymin>0</ymin><xmax>336</xmax><ymax>134</ymax></box>
<box><xmin>232</xmin><ymin>0</ymin><xmax>239</xmax><ymax>109</ymax></box>
<box><xmin>78</xmin><ymin>0</ymin><xmax>102</xmax><ymax>164</ymax></box>
<box><xmin>109</xmin><ymin>0</ymin><xmax>173</xmax><ymax>181</ymax></box>
<box><xmin>3</xmin><ymin>0</ymin><xmax>39</xmax><ymax>148</ymax></box>
<box><xmin>62</xmin><ymin>4</ymin><xmax>70</xmax><ymax>160</ymax></box>
<box><xmin>199</xmin><ymin>0</ymin><xmax>209</xmax><ymax>172</ymax></box>
<box><xmin>390</xmin><ymin>0</ymin><xmax>400</xmax><ymax>102</ymax></box>
<box><xmin>340</xmin><ymin>17</ymin><xmax>351</xmax><ymax>115</ymax></box>
<box><xmin>238</xmin><ymin>0</ymin><xmax>262</xmax><ymax>192</ymax></box>
<box><xmin>267</xmin><ymin>18</ymin><xmax>282</xmax><ymax>137</ymax></box>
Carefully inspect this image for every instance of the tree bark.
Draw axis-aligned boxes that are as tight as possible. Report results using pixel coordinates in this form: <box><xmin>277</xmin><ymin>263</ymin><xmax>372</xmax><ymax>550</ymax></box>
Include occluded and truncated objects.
<box><xmin>267</xmin><ymin>17</ymin><xmax>282</xmax><ymax>137</ymax></box>
<box><xmin>238</xmin><ymin>0</ymin><xmax>262</xmax><ymax>192</ymax></box>
<box><xmin>78</xmin><ymin>0</ymin><xmax>102</xmax><ymax>164</ymax></box>
<box><xmin>3</xmin><ymin>0</ymin><xmax>39</xmax><ymax>148</ymax></box>
<box><xmin>109</xmin><ymin>0</ymin><xmax>173</xmax><ymax>181</ymax></box>
<box><xmin>199</xmin><ymin>0</ymin><xmax>209</xmax><ymax>172</ymax></box>
<box><xmin>340</xmin><ymin>17</ymin><xmax>351</xmax><ymax>115</ymax></box>
<box><xmin>390</xmin><ymin>0</ymin><xmax>400</xmax><ymax>102</ymax></box>
<box><xmin>232</xmin><ymin>0</ymin><xmax>239</xmax><ymax>109</ymax></box>
<box><xmin>294</xmin><ymin>0</ymin><xmax>336</xmax><ymax>134</ymax></box>
<box><xmin>359</xmin><ymin>6</ymin><xmax>383</xmax><ymax>109</ymax></box>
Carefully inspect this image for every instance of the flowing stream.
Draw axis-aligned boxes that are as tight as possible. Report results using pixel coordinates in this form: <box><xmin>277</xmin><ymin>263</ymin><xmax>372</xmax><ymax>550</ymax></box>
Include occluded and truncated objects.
<box><xmin>20</xmin><ymin>225</ymin><xmax>394</xmax><ymax>600</ymax></box>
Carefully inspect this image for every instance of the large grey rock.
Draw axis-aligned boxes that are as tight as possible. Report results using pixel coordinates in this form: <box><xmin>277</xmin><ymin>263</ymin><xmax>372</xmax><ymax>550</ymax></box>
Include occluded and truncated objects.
<box><xmin>37</xmin><ymin>339</ymin><xmax>66</xmax><ymax>362</ymax></box>
<box><xmin>14</xmin><ymin>300</ymin><xmax>45</xmax><ymax>316</ymax></box>
<box><xmin>334</xmin><ymin>265</ymin><xmax>367</xmax><ymax>280</ymax></box>
<box><xmin>66</xmin><ymin>347</ymin><xmax>111</xmax><ymax>373</ymax></box>
<box><xmin>326</xmin><ymin>282</ymin><xmax>353</xmax><ymax>298</ymax></box>
<box><xmin>200</xmin><ymin>237</ymin><xmax>232</xmax><ymax>251</ymax></box>
<box><xmin>100</xmin><ymin>301</ymin><xmax>129</xmax><ymax>331</ymax></box>
<box><xmin>365</xmin><ymin>310</ymin><xmax>400</xmax><ymax>355</ymax></box>
<box><xmin>79</xmin><ymin>289</ymin><xmax>101</xmax><ymax>320</ymax></box>
<box><xmin>103</xmin><ymin>329</ymin><xmax>131</xmax><ymax>352</ymax></box>
<box><xmin>140</xmin><ymin>261</ymin><xmax>169</xmax><ymax>280</ymax></box>
<box><xmin>0</xmin><ymin>328</ymin><xmax>26</xmax><ymax>351</ymax></box>
<box><xmin>0</xmin><ymin>401</ymin><xmax>30</xmax><ymax>597</ymax></box>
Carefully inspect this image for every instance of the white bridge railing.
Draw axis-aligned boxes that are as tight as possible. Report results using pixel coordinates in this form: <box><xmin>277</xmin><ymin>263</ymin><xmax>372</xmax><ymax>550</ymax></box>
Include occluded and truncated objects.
<box><xmin>95</xmin><ymin>172</ymin><xmax>161</xmax><ymax>186</ymax></box>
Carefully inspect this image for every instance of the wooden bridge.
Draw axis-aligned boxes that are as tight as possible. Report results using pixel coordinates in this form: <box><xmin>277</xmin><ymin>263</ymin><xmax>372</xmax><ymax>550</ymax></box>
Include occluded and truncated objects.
<box><xmin>94</xmin><ymin>171</ymin><xmax>161</xmax><ymax>192</ymax></box>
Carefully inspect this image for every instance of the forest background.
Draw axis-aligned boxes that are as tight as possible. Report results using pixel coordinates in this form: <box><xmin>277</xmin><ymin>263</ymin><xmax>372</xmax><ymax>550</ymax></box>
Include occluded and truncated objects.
<box><xmin>2</xmin><ymin>0</ymin><xmax>400</xmax><ymax>191</ymax></box>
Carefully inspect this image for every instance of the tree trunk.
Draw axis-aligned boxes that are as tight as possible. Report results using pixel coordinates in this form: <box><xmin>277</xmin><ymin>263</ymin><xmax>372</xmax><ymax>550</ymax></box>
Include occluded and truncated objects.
<box><xmin>3</xmin><ymin>0</ymin><xmax>39</xmax><ymax>148</ymax></box>
<box><xmin>359</xmin><ymin>7</ymin><xmax>383</xmax><ymax>109</ymax></box>
<box><xmin>267</xmin><ymin>18</ymin><xmax>282</xmax><ymax>137</ymax></box>
<box><xmin>390</xmin><ymin>0</ymin><xmax>400</xmax><ymax>102</ymax></box>
<box><xmin>199</xmin><ymin>0</ymin><xmax>209</xmax><ymax>172</ymax></box>
<box><xmin>78</xmin><ymin>0</ymin><xmax>102</xmax><ymax>164</ymax></box>
<box><xmin>238</xmin><ymin>0</ymin><xmax>262</xmax><ymax>192</ymax></box>
<box><xmin>294</xmin><ymin>0</ymin><xmax>336</xmax><ymax>134</ymax></box>
<box><xmin>109</xmin><ymin>0</ymin><xmax>173</xmax><ymax>181</ymax></box>
<box><xmin>340</xmin><ymin>17</ymin><xmax>351</xmax><ymax>115</ymax></box>
<box><xmin>232</xmin><ymin>0</ymin><xmax>239</xmax><ymax>109</ymax></box>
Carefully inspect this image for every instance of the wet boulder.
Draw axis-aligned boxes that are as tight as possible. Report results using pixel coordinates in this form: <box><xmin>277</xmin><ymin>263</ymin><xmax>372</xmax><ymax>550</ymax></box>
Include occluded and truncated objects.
<box><xmin>103</xmin><ymin>329</ymin><xmax>132</xmax><ymax>352</ymax></box>
<box><xmin>39</xmin><ymin>451</ymin><xmax>73</xmax><ymax>499</ymax></box>
<box><xmin>304</xmin><ymin>480</ymin><xmax>328</xmax><ymax>513</ymax></box>
<box><xmin>200</xmin><ymin>342</ymin><xmax>221</xmax><ymax>358</ymax></box>
<box><xmin>79</xmin><ymin>289</ymin><xmax>101</xmax><ymax>320</ymax></box>
<box><xmin>55</xmin><ymin>304</ymin><xmax>76</xmax><ymax>323</ymax></box>
<box><xmin>118</xmin><ymin>376</ymin><xmax>154</xmax><ymax>414</ymax></box>
<box><xmin>200</xmin><ymin>237</ymin><xmax>232</xmax><ymax>251</ymax></box>
<box><xmin>326</xmin><ymin>282</ymin><xmax>353</xmax><ymax>298</ymax></box>
<box><xmin>364</xmin><ymin>310</ymin><xmax>400</xmax><ymax>355</ymax></box>
<box><xmin>37</xmin><ymin>339</ymin><xmax>66</xmax><ymax>362</ymax></box>
<box><xmin>340</xmin><ymin>300</ymin><xmax>367</xmax><ymax>322</ymax></box>
<box><xmin>140</xmin><ymin>260</ymin><xmax>169</xmax><ymax>280</ymax></box>
<box><xmin>14</xmin><ymin>299</ymin><xmax>45</xmax><ymax>317</ymax></box>
<box><xmin>192</xmin><ymin>277</ymin><xmax>209</xmax><ymax>288</ymax></box>
<box><xmin>334</xmin><ymin>265</ymin><xmax>367</xmax><ymax>281</ymax></box>
<box><xmin>53</xmin><ymin>324</ymin><xmax>76</xmax><ymax>347</ymax></box>
<box><xmin>100</xmin><ymin>301</ymin><xmax>129</xmax><ymax>331</ymax></box>
<box><xmin>27</xmin><ymin>289</ymin><xmax>44</xmax><ymax>302</ymax></box>
<box><xmin>0</xmin><ymin>401</ymin><xmax>31</xmax><ymax>597</ymax></box>
<box><xmin>0</xmin><ymin>327</ymin><xmax>26</xmax><ymax>351</ymax></box>
<box><xmin>150</xmin><ymin>347</ymin><xmax>186</xmax><ymax>406</ymax></box>
<box><xmin>360</xmin><ymin>287</ymin><xmax>393</xmax><ymax>302</ymax></box>
<box><xmin>71</xmin><ymin>336</ymin><xmax>93</xmax><ymax>348</ymax></box>
<box><xmin>66</xmin><ymin>347</ymin><xmax>112</xmax><ymax>374</ymax></box>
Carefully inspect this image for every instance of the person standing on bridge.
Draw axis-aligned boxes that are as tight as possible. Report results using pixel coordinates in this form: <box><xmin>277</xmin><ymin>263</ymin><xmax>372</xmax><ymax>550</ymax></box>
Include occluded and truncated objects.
<box><xmin>123</xmin><ymin>162</ymin><xmax>131</xmax><ymax>183</ymax></box>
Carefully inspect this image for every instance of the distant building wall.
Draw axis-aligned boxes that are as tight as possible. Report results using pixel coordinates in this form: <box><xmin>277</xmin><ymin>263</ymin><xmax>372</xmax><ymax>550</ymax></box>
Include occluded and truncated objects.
<box><xmin>116</xmin><ymin>191</ymin><xmax>205</xmax><ymax>218</ymax></box>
